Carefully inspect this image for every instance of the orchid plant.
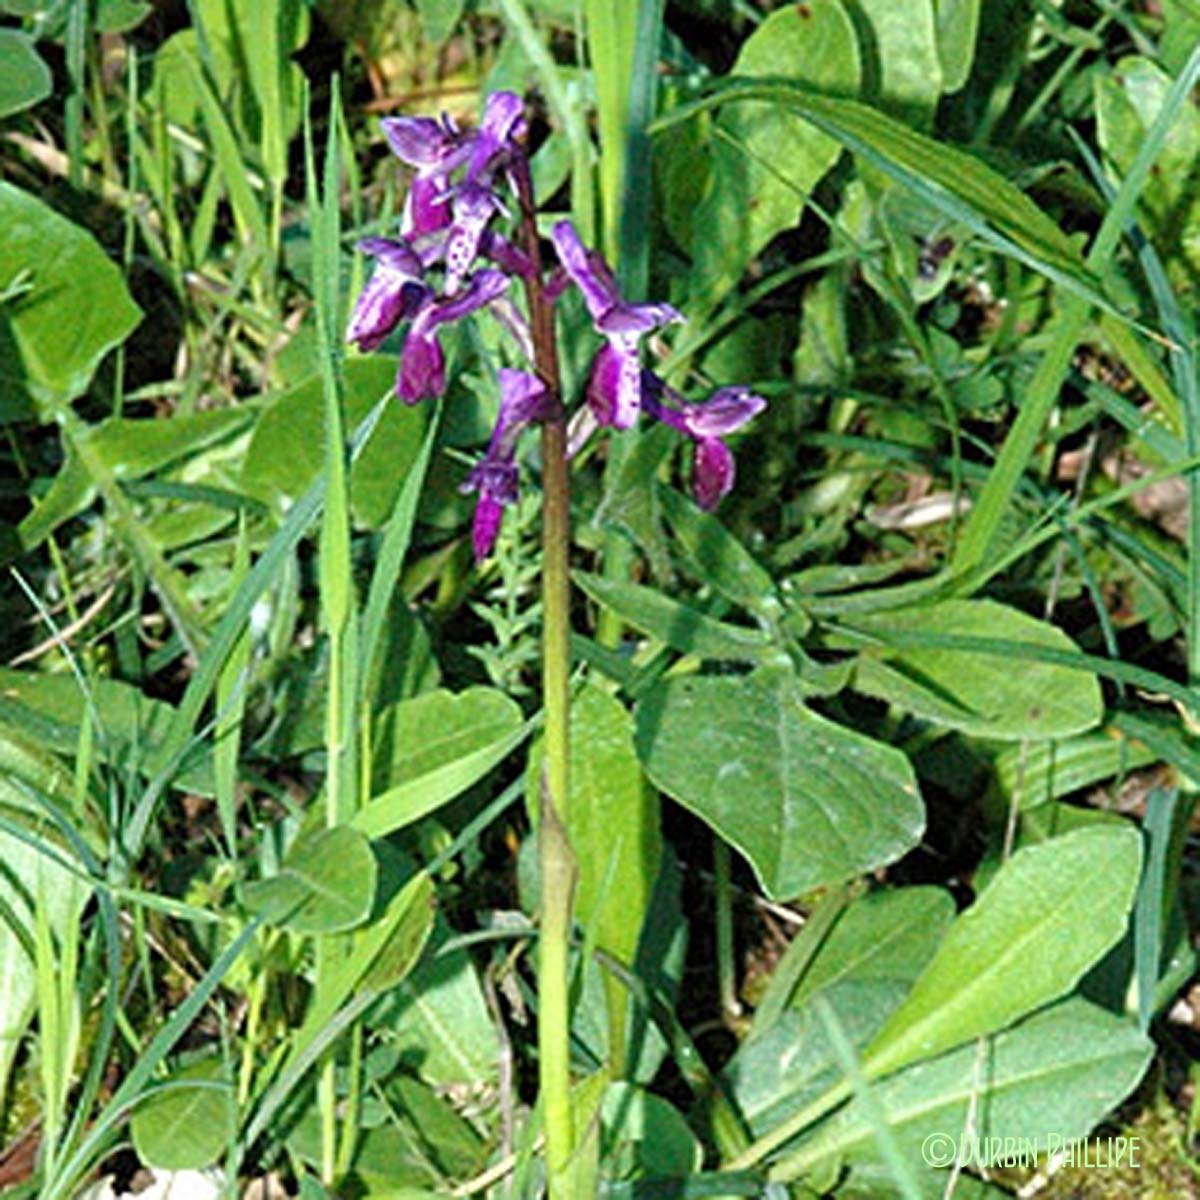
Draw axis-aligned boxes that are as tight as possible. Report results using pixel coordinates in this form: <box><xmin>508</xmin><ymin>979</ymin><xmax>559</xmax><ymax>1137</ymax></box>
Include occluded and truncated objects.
<box><xmin>345</xmin><ymin>91</ymin><xmax>765</xmax><ymax>1194</ymax></box>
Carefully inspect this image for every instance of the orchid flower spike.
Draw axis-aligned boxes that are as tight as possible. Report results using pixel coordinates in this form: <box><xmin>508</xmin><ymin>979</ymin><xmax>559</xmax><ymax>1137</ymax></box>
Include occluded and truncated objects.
<box><xmin>550</xmin><ymin>221</ymin><xmax>682</xmax><ymax>429</ymax></box>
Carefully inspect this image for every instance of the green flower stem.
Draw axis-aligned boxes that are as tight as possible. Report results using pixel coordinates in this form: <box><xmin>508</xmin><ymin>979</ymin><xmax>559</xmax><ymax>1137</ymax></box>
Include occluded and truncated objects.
<box><xmin>514</xmin><ymin>155</ymin><xmax>578</xmax><ymax>1193</ymax></box>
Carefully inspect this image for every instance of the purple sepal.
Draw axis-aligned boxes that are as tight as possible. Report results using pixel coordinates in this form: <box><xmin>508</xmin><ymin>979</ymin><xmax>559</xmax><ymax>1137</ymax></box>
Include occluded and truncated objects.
<box><xmin>466</xmin><ymin>91</ymin><xmax>527</xmax><ymax>183</ymax></box>
<box><xmin>381</xmin><ymin>113</ymin><xmax>470</xmax><ymax>174</ymax></box>
<box><xmin>480</xmin><ymin>231</ymin><xmax>534</xmax><ymax>278</ymax></box>
<box><xmin>550</xmin><ymin>220</ymin><xmax>619</xmax><ymax>319</ymax></box>
<box><xmin>693</xmin><ymin>437</ymin><xmax>735</xmax><ymax>510</ymax></box>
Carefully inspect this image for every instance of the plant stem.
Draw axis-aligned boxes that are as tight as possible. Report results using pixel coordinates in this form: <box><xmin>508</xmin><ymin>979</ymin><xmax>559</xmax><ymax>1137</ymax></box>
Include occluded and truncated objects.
<box><xmin>513</xmin><ymin>155</ymin><xmax>578</xmax><ymax>1193</ymax></box>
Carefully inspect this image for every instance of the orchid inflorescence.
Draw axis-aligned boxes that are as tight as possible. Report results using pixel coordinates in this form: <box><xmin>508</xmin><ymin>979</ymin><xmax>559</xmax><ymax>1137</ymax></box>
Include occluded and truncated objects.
<box><xmin>345</xmin><ymin>91</ymin><xmax>766</xmax><ymax>561</ymax></box>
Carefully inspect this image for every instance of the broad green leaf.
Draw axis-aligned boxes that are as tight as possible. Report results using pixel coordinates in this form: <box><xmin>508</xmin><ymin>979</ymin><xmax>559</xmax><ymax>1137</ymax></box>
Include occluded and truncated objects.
<box><xmin>987</xmin><ymin>726</ymin><xmax>1157</xmax><ymax>811</ymax></box>
<box><xmin>855</xmin><ymin>0</ymin><xmax>943</xmax><ymax>119</ymax></box>
<box><xmin>130</xmin><ymin>1057</ymin><xmax>235</xmax><ymax>1171</ymax></box>
<box><xmin>355</xmin><ymin>688</ymin><xmax>528</xmax><ymax>839</ymax></box>
<box><xmin>600</xmin><ymin>1082</ymin><xmax>702</xmax><ymax>1181</ymax></box>
<box><xmin>727</xmin><ymin>980</ymin><xmax>910</xmax><ymax>1139</ymax></box>
<box><xmin>291</xmin><ymin>870</ymin><xmax>434</xmax><ymax>1065</ymax></box>
<box><xmin>1096</xmin><ymin>56</ymin><xmax>1200</xmax><ymax>288</ymax></box>
<box><xmin>575</xmin><ymin>571</ymin><xmax>775</xmax><ymax>663</ymax></box>
<box><xmin>845</xmin><ymin>599</ymin><xmax>1104</xmax><ymax>740</ymax></box>
<box><xmin>0</xmin><ymin>668</ymin><xmax>212</xmax><ymax>794</ymax></box>
<box><xmin>370</xmin><ymin>920</ymin><xmax>500</xmax><ymax>1085</ymax></box>
<box><xmin>0</xmin><ymin>818</ymin><xmax>90</xmax><ymax>1109</ymax></box>
<box><xmin>689</xmin><ymin>2</ymin><xmax>860</xmax><ymax>312</ymax></box>
<box><xmin>0</xmin><ymin>30</ymin><xmax>52</xmax><ymax>118</ymax></box>
<box><xmin>790</xmin><ymin>886</ymin><xmax>956</xmax><ymax>1009</ymax></box>
<box><xmin>862</xmin><ymin>825</ymin><xmax>1142</xmax><ymax>1080</ymax></box>
<box><xmin>19</xmin><ymin>408</ymin><xmax>253</xmax><ymax>548</ymax></box>
<box><xmin>242</xmin><ymin>356</ymin><xmax>429</xmax><ymax>529</ymax></box>
<box><xmin>0</xmin><ymin>183</ymin><xmax>142</xmax><ymax>420</ymax></box>
<box><xmin>634</xmin><ymin>669</ymin><xmax>924</xmax><ymax>899</ymax></box>
<box><xmin>658</xmin><ymin>485</ymin><xmax>781</xmax><ymax>618</ymax></box>
<box><xmin>781</xmin><ymin>998</ymin><xmax>1152</xmax><ymax>1184</ymax></box>
<box><xmin>934</xmin><ymin>0</ymin><xmax>981</xmax><ymax>91</ymax></box>
<box><xmin>95</xmin><ymin>0</ymin><xmax>152</xmax><ymax>33</ymax></box>
<box><xmin>288</xmin><ymin>1074</ymin><xmax>484</xmax><ymax>1190</ymax></box>
<box><xmin>244</xmin><ymin>824</ymin><xmax>377</xmax><ymax>934</ymax></box>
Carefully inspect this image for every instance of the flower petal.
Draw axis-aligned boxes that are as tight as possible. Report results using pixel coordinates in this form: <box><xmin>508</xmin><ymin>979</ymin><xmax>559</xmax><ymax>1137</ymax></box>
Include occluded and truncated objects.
<box><xmin>444</xmin><ymin>184</ymin><xmax>506</xmax><ymax>293</ymax></box>
<box><xmin>596</xmin><ymin>301</ymin><xmax>683</xmax><ymax>336</ymax></box>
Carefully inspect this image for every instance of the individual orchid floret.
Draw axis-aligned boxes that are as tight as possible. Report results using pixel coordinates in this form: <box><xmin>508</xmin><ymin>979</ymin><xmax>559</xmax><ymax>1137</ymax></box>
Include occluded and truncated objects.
<box><xmin>444</xmin><ymin>183</ymin><xmax>509</xmax><ymax>293</ymax></box>
<box><xmin>397</xmin><ymin>269</ymin><xmax>511</xmax><ymax>403</ymax></box>
<box><xmin>460</xmin><ymin>368</ymin><xmax>549</xmax><ymax>559</ymax></box>
<box><xmin>642</xmin><ymin>377</ymin><xmax>767</xmax><ymax>510</ymax></box>
<box><xmin>346</xmin><ymin>237</ymin><xmax>430</xmax><ymax>353</ymax></box>
<box><xmin>550</xmin><ymin>220</ymin><xmax>682</xmax><ymax>429</ymax></box>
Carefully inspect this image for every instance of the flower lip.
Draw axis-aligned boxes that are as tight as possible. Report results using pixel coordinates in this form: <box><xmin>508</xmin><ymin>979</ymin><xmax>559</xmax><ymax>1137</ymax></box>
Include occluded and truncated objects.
<box><xmin>693</xmin><ymin>437</ymin><xmax>735</xmax><ymax>510</ymax></box>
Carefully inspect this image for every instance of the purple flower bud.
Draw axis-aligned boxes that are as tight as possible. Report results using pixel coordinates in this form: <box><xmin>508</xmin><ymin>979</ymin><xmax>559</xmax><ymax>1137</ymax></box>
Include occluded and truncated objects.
<box><xmin>346</xmin><ymin>237</ymin><xmax>429</xmax><ymax>352</ymax></box>
<box><xmin>693</xmin><ymin>437</ymin><xmax>735</xmax><ymax>510</ymax></box>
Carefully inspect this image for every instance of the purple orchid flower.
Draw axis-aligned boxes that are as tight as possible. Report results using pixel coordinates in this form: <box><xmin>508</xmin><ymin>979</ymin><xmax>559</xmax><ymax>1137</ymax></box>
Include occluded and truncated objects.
<box><xmin>642</xmin><ymin>377</ymin><xmax>766</xmax><ymax>510</ymax></box>
<box><xmin>397</xmin><ymin>268</ymin><xmax>511</xmax><ymax>403</ymax></box>
<box><xmin>550</xmin><ymin>220</ymin><xmax>683</xmax><ymax>429</ymax></box>
<box><xmin>346</xmin><ymin>237</ymin><xmax>430</xmax><ymax>352</ymax></box>
<box><xmin>460</xmin><ymin>368</ymin><xmax>549</xmax><ymax>559</ymax></box>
